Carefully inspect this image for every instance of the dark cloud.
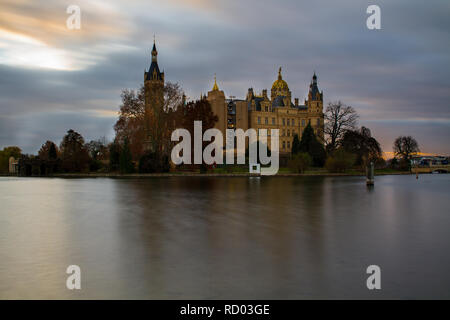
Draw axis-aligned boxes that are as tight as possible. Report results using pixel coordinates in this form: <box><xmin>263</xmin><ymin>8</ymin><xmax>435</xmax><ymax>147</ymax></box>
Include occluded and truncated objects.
<box><xmin>1</xmin><ymin>0</ymin><xmax>449</xmax><ymax>154</ymax></box>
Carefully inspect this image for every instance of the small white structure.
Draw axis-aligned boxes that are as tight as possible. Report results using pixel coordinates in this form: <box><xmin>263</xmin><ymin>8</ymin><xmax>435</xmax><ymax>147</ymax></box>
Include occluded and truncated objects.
<box><xmin>9</xmin><ymin>157</ymin><xmax>18</xmax><ymax>174</ymax></box>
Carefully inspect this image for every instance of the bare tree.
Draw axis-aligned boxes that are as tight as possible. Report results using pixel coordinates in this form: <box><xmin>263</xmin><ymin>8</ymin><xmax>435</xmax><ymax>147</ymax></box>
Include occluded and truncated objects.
<box><xmin>393</xmin><ymin>136</ymin><xmax>420</xmax><ymax>161</ymax></box>
<box><xmin>324</xmin><ymin>101</ymin><xmax>358</xmax><ymax>152</ymax></box>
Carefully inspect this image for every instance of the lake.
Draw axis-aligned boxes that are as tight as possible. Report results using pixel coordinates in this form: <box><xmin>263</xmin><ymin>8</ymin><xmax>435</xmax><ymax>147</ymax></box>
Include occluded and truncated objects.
<box><xmin>0</xmin><ymin>174</ymin><xmax>449</xmax><ymax>299</ymax></box>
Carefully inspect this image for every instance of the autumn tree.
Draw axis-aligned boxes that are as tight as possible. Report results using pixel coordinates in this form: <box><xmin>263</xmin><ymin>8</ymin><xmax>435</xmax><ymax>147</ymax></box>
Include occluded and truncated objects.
<box><xmin>60</xmin><ymin>129</ymin><xmax>89</xmax><ymax>172</ymax></box>
<box><xmin>38</xmin><ymin>141</ymin><xmax>59</xmax><ymax>160</ymax></box>
<box><xmin>179</xmin><ymin>97</ymin><xmax>218</xmax><ymax>170</ymax></box>
<box><xmin>393</xmin><ymin>136</ymin><xmax>420</xmax><ymax>162</ymax></box>
<box><xmin>114</xmin><ymin>82</ymin><xmax>184</xmax><ymax>161</ymax></box>
<box><xmin>324</xmin><ymin>101</ymin><xmax>358</xmax><ymax>152</ymax></box>
<box><xmin>114</xmin><ymin>86</ymin><xmax>146</xmax><ymax>159</ymax></box>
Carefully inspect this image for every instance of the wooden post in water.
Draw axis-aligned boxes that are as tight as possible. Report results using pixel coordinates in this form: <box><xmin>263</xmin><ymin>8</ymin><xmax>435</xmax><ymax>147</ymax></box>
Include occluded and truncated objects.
<box><xmin>366</xmin><ymin>161</ymin><xmax>374</xmax><ymax>186</ymax></box>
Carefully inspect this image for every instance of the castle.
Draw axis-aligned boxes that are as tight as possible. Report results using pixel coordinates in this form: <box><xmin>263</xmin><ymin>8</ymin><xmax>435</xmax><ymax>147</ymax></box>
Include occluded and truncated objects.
<box><xmin>144</xmin><ymin>41</ymin><xmax>324</xmax><ymax>154</ymax></box>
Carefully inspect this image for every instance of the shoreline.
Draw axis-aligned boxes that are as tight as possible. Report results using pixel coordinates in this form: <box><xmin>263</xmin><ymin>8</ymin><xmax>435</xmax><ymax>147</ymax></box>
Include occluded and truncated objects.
<box><xmin>1</xmin><ymin>171</ymin><xmax>416</xmax><ymax>178</ymax></box>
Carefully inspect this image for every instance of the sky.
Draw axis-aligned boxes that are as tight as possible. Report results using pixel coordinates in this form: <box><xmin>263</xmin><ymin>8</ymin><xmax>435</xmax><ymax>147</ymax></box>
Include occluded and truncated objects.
<box><xmin>0</xmin><ymin>0</ymin><xmax>449</xmax><ymax>155</ymax></box>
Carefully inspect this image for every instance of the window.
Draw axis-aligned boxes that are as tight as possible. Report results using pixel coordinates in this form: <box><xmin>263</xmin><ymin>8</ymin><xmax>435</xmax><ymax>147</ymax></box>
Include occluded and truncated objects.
<box><xmin>265</xmin><ymin>117</ymin><xmax>268</xmax><ymax>125</ymax></box>
<box><xmin>258</xmin><ymin>117</ymin><xmax>261</xmax><ymax>124</ymax></box>
<box><xmin>272</xmin><ymin>118</ymin><xmax>275</xmax><ymax>125</ymax></box>
<box><xmin>282</xmin><ymin>129</ymin><xmax>285</xmax><ymax>136</ymax></box>
<box><xmin>316</xmin><ymin>118</ymin><xmax>320</xmax><ymax>126</ymax></box>
<box><xmin>301</xmin><ymin>119</ymin><xmax>305</xmax><ymax>126</ymax></box>
<box><xmin>287</xmin><ymin>119</ymin><xmax>290</xmax><ymax>126</ymax></box>
<box><xmin>287</xmin><ymin>129</ymin><xmax>290</xmax><ymax>137</ymax></box>
<box><xmin>282</xmin><ymin>118</ymin><xmax>285</xmax><ymax>126</ymax></box>
<box><xmin>265</xmin><ymin>106</ymin><xmax>268</xmax><ymax>112</ymax></box>
<box><xmin>292</xmin><ymin>119</ymin><xmax>295</xmax><ymax>126</ymax></box>
<box><xmin>282</xmin><ymin>141</ymin><xmax>286</xmax><ymax>149</ymax></box>
<box><xmin>287</xmin><ymin>141</ymin><xmax>290</xmax><ymax>149</ymax></box>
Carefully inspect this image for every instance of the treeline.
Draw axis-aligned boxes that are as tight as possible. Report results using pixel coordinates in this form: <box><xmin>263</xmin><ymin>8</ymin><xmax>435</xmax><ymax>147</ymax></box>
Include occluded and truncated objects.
<box><xmin>288</xmin><ymin>101</ymin><xmax>420</xmax><ymax>173</ymax></box>
<box><xmin>3</xmin><ymin>81</ymin><xmax>217</xmax><ymax>175</ymax></box>
<box><xmin>2</xmin><ymin>86</ymin><xmax>422</xmax><ymax>175</ymax></box>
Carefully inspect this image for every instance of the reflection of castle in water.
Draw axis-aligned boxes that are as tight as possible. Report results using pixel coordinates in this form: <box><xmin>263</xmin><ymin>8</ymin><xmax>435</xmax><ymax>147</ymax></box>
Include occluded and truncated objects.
<box><xmin>144</xmin><ymin>41</ymin><xmax>324</xmax><ymax>154</ymax></box>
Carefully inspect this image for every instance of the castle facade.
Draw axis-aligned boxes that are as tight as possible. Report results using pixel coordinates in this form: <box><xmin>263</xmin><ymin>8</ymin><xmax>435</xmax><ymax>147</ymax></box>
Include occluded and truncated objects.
<box><xmin>144</xmin><ymin>42</ymin><xmax>324</xmax><ymax>154</ymax></box>
<box><xmin>207</xmin><ymin>67</ymin><xmax>324</xmax><ymax>154</ymax></box>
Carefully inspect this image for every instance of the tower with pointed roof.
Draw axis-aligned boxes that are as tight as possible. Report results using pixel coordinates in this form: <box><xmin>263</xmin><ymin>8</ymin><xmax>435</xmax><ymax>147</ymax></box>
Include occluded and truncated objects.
<box><xmin>144</xmin><ymin>40</ymin><xmax>165</xmax><ymax>151</ymax></box>
<box><xmin>306</xmin><ymin>72</ymin><xmax>324</xmax><ymax>140</ymax></box>
<box><xmin>207</xmin><ymin>74</ymin><xmax>227</xmax><ymax>138</ymax></box>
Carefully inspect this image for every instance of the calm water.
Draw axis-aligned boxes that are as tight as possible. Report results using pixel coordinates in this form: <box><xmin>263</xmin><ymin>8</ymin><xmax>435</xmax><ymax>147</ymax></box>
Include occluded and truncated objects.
<box><xmin>0</xmin><ymin>175</ymin><xmax>449</xmax><ymax>299</ymax></box>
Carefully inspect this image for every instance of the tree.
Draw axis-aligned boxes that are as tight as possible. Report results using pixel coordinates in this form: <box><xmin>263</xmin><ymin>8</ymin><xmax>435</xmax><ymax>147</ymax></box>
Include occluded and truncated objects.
<box><xmin>288</xmin><ymin>152</ymin><xmax>312</xmax><ymax>173</ymax></box>
<box><xmin>109</xmin><ymin>142</ymin><xmax>121</xmax><ymax>172</ymax></box>
<box><xmin>291</xmin><ymin>134</ymin><xmax>301</xmax><ymax>155</ymax></box>
<box><xmin>0</xmin><ymin>146</ymin><xmax>21</xmax><ymax>173</ymax></box>
<box><xmin>38</xmin><ymin>141</ymin><xmax>58</xmax><ymax>160</ymax></box>
<box><xmin>119</xmin><ymin>137</ymin><xmax>134</xmax><ymax>173</ymax></box>
<box><xmin>114</xmin><ymin>86</ymin><xmax>146</xmax><ymax>159</ymax></box>
<box><xmin>60</xmin><ymin>129</ymin><xmax>89</xmax><ymax>172</ymax></box>
<box><xmin>324</xmin><ymin>101</ymin><xmax>358</xmax><ymax>153</ymax></box>
<box><xmin>138</xmin><ymin>152</ymin><xmax>170</xmax><ymax>173</ymax></box>
<box><xmin>114</xmin><ymin>82</ymin><xmax>184</xmax><ymax>161</ymax></box>
<box><xmin>340</xmin><ymin>127</ymin><xmax>382</xmax><ymax>167</ymax></box>
<box><xmin>180</xmin><ymin>97</ymin><xmax>218</xmax><ymax>170</ymax></box>
<box><xmin>299</xmin><ymin>123</ymin><xmax>326</xmax><ymax>167</ymax></box>
<box><xmin>85</xmin><ymin>138</ymin><xmax>108</xmax><ymax>161</ymax></box>
<box><xmin>393</xmin><ymin>136</ymin><xmax>420</xmax><ymax>162</ymax></box>
<box><xmin>325</xmin><ymin>148</ymin><xmax>356</xmax><ymax>173</ymax></box>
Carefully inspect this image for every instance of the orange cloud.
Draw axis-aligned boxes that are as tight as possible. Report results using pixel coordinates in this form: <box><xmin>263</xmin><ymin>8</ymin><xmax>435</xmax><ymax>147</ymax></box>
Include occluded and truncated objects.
<box><xmin>0</xmin><ymin>0</ymin><xmax>133</xmax><ymax>70</ymax></box>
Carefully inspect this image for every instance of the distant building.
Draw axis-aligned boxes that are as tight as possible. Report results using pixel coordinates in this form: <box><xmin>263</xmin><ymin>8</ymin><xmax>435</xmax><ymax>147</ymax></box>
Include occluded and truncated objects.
<box><xmin>143</xmin><ymin>41</ymin><xmax>324</xmax><ymax>154</ymax></box>
<box><xmin>411</xmin><ymin>155</ymin><xmax>449</xmax><ymax>166</ymax></box>
<box><xmin>207</xmin><ymin>67</ymin><xmax>324</xmax><ymax>154</ymax></box>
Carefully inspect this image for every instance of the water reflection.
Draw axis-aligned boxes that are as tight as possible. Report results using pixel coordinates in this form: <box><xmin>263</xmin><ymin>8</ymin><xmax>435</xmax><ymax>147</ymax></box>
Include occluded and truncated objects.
<box><xmin>0</xmin><ymin>175</ymin><xmax>449</xmax><ymax>299</ymax></box>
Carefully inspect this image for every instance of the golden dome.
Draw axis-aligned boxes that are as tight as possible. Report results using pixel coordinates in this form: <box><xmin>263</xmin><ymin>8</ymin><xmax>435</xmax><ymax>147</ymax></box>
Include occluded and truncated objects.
<box><xmin>271</xmin><ymin>67</ymin><xmax>289</xmax><ymax>91</ymax></box>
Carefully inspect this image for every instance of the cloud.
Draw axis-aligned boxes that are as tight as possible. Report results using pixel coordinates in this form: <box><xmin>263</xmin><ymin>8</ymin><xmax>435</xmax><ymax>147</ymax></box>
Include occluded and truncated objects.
<box><xmin>0</xmin><ymin>0</ymin><xmax>449</xmax><ymax>155</ymax></box>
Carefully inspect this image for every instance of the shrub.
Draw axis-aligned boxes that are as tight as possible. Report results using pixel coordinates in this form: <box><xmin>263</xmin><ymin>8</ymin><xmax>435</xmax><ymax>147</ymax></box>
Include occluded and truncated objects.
<box><xmin>138</xmin><ymin>152</ymin><xmax>170</xmax><ymax>173</ymax></box>
<box><xmin>288</xmin><ymin>152</ymin><xmax>312</xmax><ymax>173</ymax></box>
<box><xmin>325</xmin><ymin>149</ymin><xmax>356</xmax><ymax>173</ymax></box>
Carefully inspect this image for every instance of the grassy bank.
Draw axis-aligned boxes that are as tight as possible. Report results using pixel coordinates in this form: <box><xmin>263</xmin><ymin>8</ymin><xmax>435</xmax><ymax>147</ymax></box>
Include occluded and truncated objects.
<box><xmin>0</xmin><ymin>167</ymin><xmax>414</xmax><ymax>178</ymax></box>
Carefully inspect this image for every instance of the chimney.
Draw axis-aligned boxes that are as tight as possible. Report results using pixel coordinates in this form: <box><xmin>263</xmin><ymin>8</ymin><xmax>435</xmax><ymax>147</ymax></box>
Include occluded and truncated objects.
<box><xmin>294</xmin><ymin>98</ymin><xmax>299</xmax><ymax>106</ymax></box>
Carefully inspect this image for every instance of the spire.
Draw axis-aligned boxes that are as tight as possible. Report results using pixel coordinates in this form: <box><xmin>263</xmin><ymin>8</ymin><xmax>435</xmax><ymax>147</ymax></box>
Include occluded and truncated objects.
<box><xmin>212</xmin><ymin>73</ymin><xmax>219</xmax><ymax>91</ymax></box>
<box><xmin>145</xmin><ymin>37</ymin><xmax>163</xmax><ymax>82</ymax></box>
<box><xmin>278</xmin><ymin>67</ymin><xmax>282</xmax><ymax>80</ymax></box>
<box><xmin>308</xmin><ymin>71</ymin><xmax>322</xmax><ymax>101</ymax></box>
<box><xmin>151</xmin><ymin>36</ymin><xmax>157</xmax><ymax>62</ymax></box>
